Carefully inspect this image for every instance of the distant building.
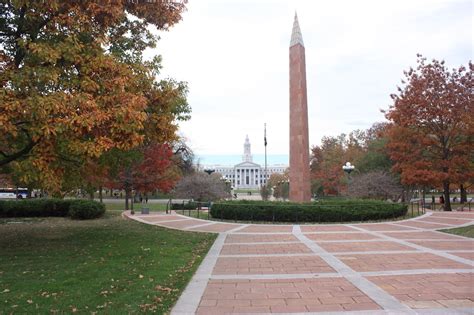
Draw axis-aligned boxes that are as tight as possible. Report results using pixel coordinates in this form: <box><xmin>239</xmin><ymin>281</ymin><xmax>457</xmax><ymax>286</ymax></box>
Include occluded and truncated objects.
<box><xmin>205</xmin><ymin>136</ymin><xmax>288</xmax><ymax>190</ymax></box>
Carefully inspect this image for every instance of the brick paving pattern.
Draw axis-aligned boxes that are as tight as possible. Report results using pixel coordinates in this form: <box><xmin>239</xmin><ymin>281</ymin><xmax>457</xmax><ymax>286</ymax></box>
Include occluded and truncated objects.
<box><xmin>368</xmin><ymin>273</ymin><xmax>474</xmax><ymax>309</ymax></box>
<box><xmin>318</xmin><ymin>241</ymin><xmax>414</xmax><ymax>253</ymax></box>
<box><xmin>337</xmin><ymin>252</ymin><xmax>470</xmax><ymax>272</ymax></box>
<box><xmin>221</xmin><ymin>243</ymin><xmax>312</xmax><ymax>255</ymax></box>
<box><xmin>124</xmin><ymin>210</ymin><xmax>474</xmax><ymax>314</ymax></box>
<box><xmin>305</xmin><ymin>232</ymin><xmax>380</xmax><ymax>241</ymax></box>
<box><xmin>213</xmin><ymin>256</ymin><xmax>335</xmax><ymax>275</ymax></box>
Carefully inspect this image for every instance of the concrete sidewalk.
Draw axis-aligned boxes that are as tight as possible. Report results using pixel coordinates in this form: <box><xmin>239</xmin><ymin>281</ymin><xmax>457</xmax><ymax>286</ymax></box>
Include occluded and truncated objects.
<box><xmin>124</xmin><ymin>211</ymin><xmax>474</xmax><ymax>314</ymax></box>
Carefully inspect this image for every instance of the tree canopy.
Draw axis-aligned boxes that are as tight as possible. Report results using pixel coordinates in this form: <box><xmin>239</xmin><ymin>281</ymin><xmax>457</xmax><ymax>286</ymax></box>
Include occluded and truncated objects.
<box><xmin>0</xmin><ymin>0</ymin><xmax>190</xmax><ymax>192</ymax></box>
<box><xmin>173</xmin><ymin>172</ymin><xmax>230</xmax><ymax>202</ymax></box>
<box><xmin>310</xmin><ymin>123</ymin><xmax>393</xmax><ymax>196</ymax></box>
<box><xmin>385</xmin><ymin>56</ymin><xmax>473</xmax><ymax>210</ymax></box>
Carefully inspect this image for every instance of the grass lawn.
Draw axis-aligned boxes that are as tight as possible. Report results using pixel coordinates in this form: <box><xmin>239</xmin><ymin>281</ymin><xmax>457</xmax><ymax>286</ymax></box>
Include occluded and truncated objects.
<box><xmin>0</xmin><ymin>212</ymin><xmax>216</xmax><ymax>313</ymax></box>
<box><xmin>104</xmin><ymin>202</ymin><xmax>167</xmax><ymax>212</ymax></box>
<box><xmin>441</xmin><ymin>225</ymin><xmax>474</xmax><ymax>238</ymax></box>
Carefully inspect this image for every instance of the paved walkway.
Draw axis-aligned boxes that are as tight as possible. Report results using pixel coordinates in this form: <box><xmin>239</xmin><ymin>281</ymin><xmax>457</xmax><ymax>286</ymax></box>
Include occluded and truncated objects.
<box><xmin>124</xmin><ymin>211</ymin><xmax>474</xmax><ymax>314</ymax></box>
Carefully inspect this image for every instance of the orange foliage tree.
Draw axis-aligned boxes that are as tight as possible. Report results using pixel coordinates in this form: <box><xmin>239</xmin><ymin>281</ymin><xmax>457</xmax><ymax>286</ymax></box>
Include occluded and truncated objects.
<box><xmin>0</xmin><ymin>0</ymin><xmax>188</xmax><ymax>191</ymax></box>
<box><xmin>103</xmin><ymin>143</ymin><xmax>180</xmax><ymax>209</ymax></box>
<box><xmin>310</xmin><ymin>134</ymin><xmax>364</xmax><ymax>196</ymax></box>
<box><xmin>310</xmin><ymin>123</ymin><xmax>395</xmax><ymax>197</ymax></box>
<box><xmin>385</xmin><ymin>56</ymin><xmax>473</xmax><ymax>211</ymax></box>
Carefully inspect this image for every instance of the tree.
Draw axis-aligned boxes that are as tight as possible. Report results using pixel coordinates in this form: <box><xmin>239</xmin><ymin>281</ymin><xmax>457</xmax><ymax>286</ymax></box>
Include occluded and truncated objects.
<box><xmin>347</xmin><ymin>171</ymin><xmax>403</xmax><ymax>200</ymax></box>
<box><xmin>173</xmin><ymin>172</ymin><xmax>230</xmax><ymax>202</ymax></box>
<box><xmin>134</xmin><ymin>144</ymin><xmax>180</xmax><ymax>194</ymax></box>
<box><xmin>273</xmin><ymin>182</ymin><xmax>289</xmax><ymax>200</ymax></box>
<box><xmin>268</xmin><ymin>172</ymin><xmax>289</xmax><ymax>200</ymax></box>
<box><xmin>259</xmin><ymin>185</ymin><xmax>272</xmax><ymax>201</ymax></box>
<box><xmin>310</xmin><ymin>135</ymin><xmax>349</xmax><ymax>195</ymax></box>
<box><xmin>172</xmin><ymin>138</ymin><xmax>195</xmax><ymax>176</ymax></box>
<box><xmin>0</xmin><ymin>0</ymin><xmax>188</xmax><ymax>191</ymax></box>
<box><xmin>385</xmin><ymin>55</ymin><xmax>473</xmax><ymax>211</ymax></box>
<box><xmin>356</xmin><ymin>123</ymin><xmax>393</xmax><ymax>173</ymax></box>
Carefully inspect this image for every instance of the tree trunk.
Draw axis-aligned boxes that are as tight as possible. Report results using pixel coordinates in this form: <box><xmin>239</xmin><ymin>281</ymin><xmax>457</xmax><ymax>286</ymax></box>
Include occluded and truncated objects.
<box><xmin>443</xmin><ymin>181</ymin><xmax>452</xmax><ymax>211</ymax></box>
<box><xmin>88</xmin><ymin>190</ymin><xmax>94</xmax><ymax>200</ymax></box>
<box><xmin>460</xmin><ymin>184</ymin><xmax>467</xmax><ymax>203</ymax></box>
<box><xmin>99</xmin><ymin>186</ymin><xmax>103</xmax><ymax>203</ymax></box>
<box><xmin>125</xmin><ymin>188</ymin><xmax>130</xmax><ymax>210</ymax></box>
<box><xmin>422</xmin><ymin>187</ymin><xmax>426</xmax><ymax>209</ymax></box>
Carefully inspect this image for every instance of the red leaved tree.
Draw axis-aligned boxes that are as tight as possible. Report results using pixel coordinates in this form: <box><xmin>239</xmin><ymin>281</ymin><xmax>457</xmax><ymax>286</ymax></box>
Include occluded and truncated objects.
<box><xmin>385</xmin><ymin>55</ymin><xmax>473</xmax><ymax>211</ymax></box>
<box><xmin>134</xmin><ymin>144</ymin><xmax>180</xmax><ymax>194</ymax></box>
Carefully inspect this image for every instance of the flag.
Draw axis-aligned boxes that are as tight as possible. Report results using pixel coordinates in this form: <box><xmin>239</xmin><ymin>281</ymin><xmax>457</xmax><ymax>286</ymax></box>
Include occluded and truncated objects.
<box><xmin>264</xmin><ymin>123</ymin><xmax>267</xmax><ymax>146</ymax></box>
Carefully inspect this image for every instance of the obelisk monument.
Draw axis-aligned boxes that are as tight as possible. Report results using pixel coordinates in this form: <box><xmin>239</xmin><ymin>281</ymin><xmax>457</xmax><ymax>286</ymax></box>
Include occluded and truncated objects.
<box><xmin>289</xmin><ymin>13</ymin><xmax>311</xmax><ymax>202</ymax></box>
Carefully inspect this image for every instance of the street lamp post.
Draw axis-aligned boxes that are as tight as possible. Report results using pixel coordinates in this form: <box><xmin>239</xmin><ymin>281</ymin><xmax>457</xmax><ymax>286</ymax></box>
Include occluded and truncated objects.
<box><xmin>342</xmin><ymin>162</ymin><xmax>355</xmax><ymax>179</ymax></box>
<box><xmin>204</xmin><ymin>169</ymin><xmax>215</xmax><ymax>175</ymax></box>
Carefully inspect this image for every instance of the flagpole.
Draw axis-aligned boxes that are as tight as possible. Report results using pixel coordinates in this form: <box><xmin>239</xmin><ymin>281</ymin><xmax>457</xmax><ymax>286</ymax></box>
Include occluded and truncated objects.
<box><xmin>264</xmin><ymin>123</ymin><xmax>267</xmax><ymax>186</ymax></box>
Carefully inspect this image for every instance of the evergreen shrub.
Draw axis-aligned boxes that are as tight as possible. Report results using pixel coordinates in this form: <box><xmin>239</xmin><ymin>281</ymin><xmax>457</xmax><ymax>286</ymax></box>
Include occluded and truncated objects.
<box><xmin>209</xmin><ymin>200</ymin><xmax>407</xmax><ymax>223</ymax></box>
<box><xmin>0</xmin><ymin>199</ymin><xmax>105</xmax><ymax>220</ymax></box>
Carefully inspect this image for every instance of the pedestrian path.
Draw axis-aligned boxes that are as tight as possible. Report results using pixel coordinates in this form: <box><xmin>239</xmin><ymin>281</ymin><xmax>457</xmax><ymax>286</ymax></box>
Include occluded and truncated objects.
<box><xmin>123</xmin><ymin>211</ymin><xmax>474</xmax><ymax>314</ymax></box>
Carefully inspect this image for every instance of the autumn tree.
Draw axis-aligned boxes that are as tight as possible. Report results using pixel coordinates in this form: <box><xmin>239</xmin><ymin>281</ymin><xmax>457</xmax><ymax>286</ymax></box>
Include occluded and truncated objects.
<box><xmin>385</xmin><ymin>55</ymin><xmax>473</xmax><ymax>211</ymax></box>
<box><xmin>172</xmin><ymin>138</ymin><xmax>195</xmax><ymax>176</ymax></box>
<box><xmin>103</xmin><ymin>144</ymin><xmax>180</xmax><ymax>210</ymax></box>
<box><xmin>310</xmin><ymin>134</ymin><xmax>359</xmax><ymax>195</ymax></box>
<box><xmin>0</xmin><ymin>0</ymin><xmax>189</xmax><ymax>192</ymax></box>
<box><xmin>310</xmin><ymin>137</ymin><xmax>344</xmax><ymax>195</ymax></box>
<box><xmin>310</xmin><ymin>123</ymin><xmax>400</xmax><ymax>197</ymax></box>
<box><xmin>173</xmin><ymin>172</ymin><xmax>230</xmax><ymax>202</ymax></box>
<box><xmin>347</xmin><ymin>171</ymin><xmax>403</xmax><ymax>201</ymax></box>
<box><xmin>267</xmin><ymin>171</ymin><xmax>289</xmax><ymax>188</ymax></box>
<box><xmin>268</xmin><ymin>171</ymin><xmax>289</xmax><ymax>200</ymax></box>
<box><xmin>356</xmin><ymin>123</ymin><xmax>393</xmax><ymax>173</ymax></box>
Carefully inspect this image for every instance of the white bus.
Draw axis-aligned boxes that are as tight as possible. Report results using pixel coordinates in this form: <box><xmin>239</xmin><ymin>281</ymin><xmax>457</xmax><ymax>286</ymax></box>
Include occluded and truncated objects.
<box><xmin>0</xmin><ymin>188</ymin><xmax>29</xmax><ymax>199</ymax></box>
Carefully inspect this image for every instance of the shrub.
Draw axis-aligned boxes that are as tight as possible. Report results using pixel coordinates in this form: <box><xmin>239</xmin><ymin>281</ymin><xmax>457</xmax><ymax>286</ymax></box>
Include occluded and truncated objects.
<box><xmin>68</xmin><ymin>200</ymin><xmax>106</xmax><ymax>220</ymax></box>
<box><xmin>210</xmin><ymin>200</ymin><xmax>407</xmax><ymax>223</ymax></box>
<box><xmin>0</xmin><ymin>199</ymin><xmax>105</xmax><ymax>220</ymax></box>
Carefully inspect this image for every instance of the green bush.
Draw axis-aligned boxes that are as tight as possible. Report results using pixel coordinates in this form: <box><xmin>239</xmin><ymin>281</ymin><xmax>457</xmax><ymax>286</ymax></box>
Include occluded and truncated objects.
<box><xmin>0</xmin><ymin>199</ymin><xmax>105</xmax><ymax>220</ymax></box>
<box><xmin>210</xmin><ymin>200</ymin><xmax>407</xmax><ymax>223</ymax></box>
<box><xmin>68</xmin><ymin>200</ymin><xmax>105</xmax><ymax>220</ymax></box>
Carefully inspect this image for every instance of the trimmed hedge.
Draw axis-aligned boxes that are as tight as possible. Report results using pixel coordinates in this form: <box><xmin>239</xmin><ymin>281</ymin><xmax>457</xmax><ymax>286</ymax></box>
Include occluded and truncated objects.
<box><xmin>210</xmin><ymin>200</ymin><xmax>407</xmax><ymax>223</ymax></box>
<box><xmin>0</xmin><ymin>199</ymin><xmax>105</xmax><ymax>220</ymax></box>
<box><xmin>68</xmin><ymin>200</ymin><xmax>105</xmax><ymax>220</ymax></box>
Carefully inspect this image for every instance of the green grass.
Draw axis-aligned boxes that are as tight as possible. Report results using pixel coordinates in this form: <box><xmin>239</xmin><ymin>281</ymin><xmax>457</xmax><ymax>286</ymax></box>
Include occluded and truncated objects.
<box><xmin>0</xmin><ymin>212</ymin><xmax>216</xmax><ymax>313</ymax></box>
<box><xmin>441</xmin><ymin>225</ymin><xmax>474</xmax><ymax>238</ymax></box>
<box><xmin>104</xmin><ymin>202</ymin><xmax>167</xmax><ymax>212</ymax></box>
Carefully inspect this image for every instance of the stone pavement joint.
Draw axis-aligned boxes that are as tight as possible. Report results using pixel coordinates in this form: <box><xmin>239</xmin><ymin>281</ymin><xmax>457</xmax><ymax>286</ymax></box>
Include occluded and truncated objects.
<box><xmin>348</xmin><ymin>224</ymin><xmax>474</xmax><ymax>267</ymax></box>
<box><xmin>183</xmin><ymin>221</ymin><xmax>217</xmax><ymax>230</ymax></box>
<box><xmin>172</xmin><ymin>233</ymin><xmax>226</xmax><ymax>314</ymax></box>
<box><xmin>122</xmin><ymin>211</ymin><xmax>474</xmax><ymax>314</ymax></box>
<box><xmin>293</xmin><ymin>225</ymin><xmax>414</xmax><ymax>313</ymax></box>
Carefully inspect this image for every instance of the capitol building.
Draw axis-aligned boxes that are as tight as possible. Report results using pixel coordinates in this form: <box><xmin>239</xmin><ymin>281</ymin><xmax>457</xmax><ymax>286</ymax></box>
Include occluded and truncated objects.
<box><xmin>207</xmin><ymin>136</ymin><xmax>288</xmax><ymax>190</ymax></box>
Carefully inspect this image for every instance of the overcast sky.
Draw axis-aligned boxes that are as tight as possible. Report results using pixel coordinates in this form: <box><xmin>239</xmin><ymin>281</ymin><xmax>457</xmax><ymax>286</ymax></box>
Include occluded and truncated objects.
<box><xmin>150</xmin><ymin>0</ymin><xmax>472</xmax><ymax>156</ymax></box>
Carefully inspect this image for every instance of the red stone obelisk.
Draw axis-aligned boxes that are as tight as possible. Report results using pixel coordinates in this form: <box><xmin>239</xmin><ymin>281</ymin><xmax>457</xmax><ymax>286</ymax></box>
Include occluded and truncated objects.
<box><xmin>289</xmin><ymin>13</ymin><xmax>311</xmax><ymax>202</ymax></box>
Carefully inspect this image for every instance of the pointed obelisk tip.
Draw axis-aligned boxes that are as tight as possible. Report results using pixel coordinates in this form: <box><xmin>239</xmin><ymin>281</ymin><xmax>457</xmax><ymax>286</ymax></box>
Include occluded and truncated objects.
<box><xmin>290</xmin><ymin>11</ymin><xmax>304</xmax><ymax>47</ymax></box>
